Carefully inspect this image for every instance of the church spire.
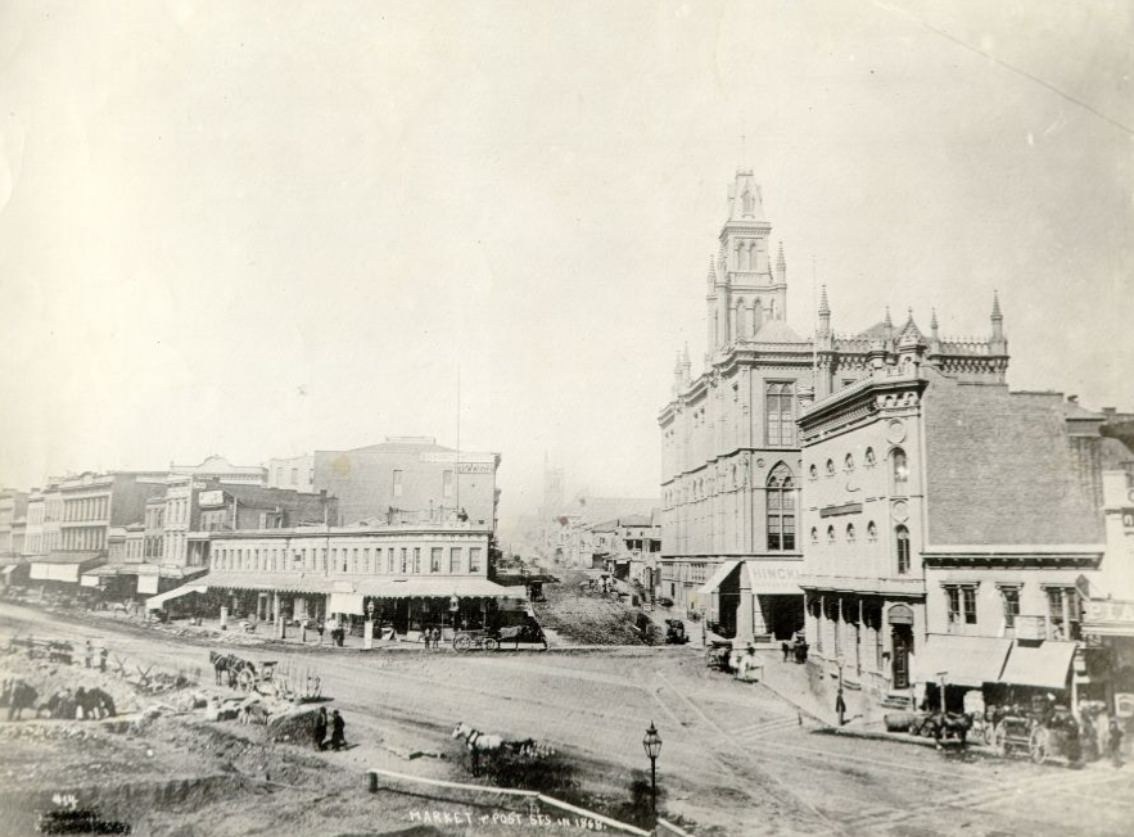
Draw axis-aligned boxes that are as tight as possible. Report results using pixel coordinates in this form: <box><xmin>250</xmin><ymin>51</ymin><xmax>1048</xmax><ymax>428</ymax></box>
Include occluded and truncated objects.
<box><xmin>817</xmin><ymin>284</ymin><xmax>831</xmax><ymax>335</ymax></box>
<box><xmin>775</xmin><ymin>241</ymin><xmax>786</xmax><ymax>284</ymax></box>
<box><xmin>990</xmin><ymin>290</ymin><xmax>1005</xmax><ymax>345</ymax></box>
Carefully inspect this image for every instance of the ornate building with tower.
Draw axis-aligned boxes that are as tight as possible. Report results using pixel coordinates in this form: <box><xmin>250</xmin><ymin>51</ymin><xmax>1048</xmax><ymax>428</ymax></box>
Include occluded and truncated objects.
<box><xmin>658</xmin><ymin>169</ymin><xmax>1017</xmax><ymax>653</ymax></box>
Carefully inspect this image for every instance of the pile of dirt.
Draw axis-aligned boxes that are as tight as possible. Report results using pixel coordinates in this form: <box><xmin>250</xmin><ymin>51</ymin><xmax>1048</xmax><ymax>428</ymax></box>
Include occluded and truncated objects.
<box><xmin>533</xmin><ymin>575</ymin><xmax>659</xmax><ymax>645</ymax></box>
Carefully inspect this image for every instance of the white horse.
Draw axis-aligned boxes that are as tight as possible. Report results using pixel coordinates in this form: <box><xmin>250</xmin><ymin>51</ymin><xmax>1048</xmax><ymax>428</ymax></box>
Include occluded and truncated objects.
<box><xmin>451</xmin><ymin>721</ymin><xmax>552</xmax><ymax>774</ymax></box>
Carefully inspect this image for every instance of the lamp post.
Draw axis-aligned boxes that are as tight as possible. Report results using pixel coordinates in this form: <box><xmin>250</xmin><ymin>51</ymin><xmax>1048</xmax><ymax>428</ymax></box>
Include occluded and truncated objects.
<box><xmin>642</xmin><ymin>721</ymin><xmax>662</xmax><ymax>820</ymax></box>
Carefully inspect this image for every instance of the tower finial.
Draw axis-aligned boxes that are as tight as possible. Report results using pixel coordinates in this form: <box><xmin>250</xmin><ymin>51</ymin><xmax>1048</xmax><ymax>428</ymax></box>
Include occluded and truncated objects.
<box><xmin>991</xmin><ymin>290</ymin><xmax>1005</xmax><ymax>344</ymax></box>
<box><xmin>991</xmin><ymin>290</ymin><xmax>1003</xmax><ymax>320</ymax></box>
<box><xmin>884</xmin><ymin>305</ymin><xmax>893</xmax><ymax>329</ymax></box>
<box><xmin>818</xmin><ymin>285</ymin><xmax>830</xmax><ymax>316</ymax></box>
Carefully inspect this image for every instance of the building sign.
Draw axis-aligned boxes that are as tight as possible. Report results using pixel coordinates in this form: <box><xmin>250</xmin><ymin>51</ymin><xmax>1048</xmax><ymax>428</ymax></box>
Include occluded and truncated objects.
<box><xmin>746</xmin><ymin>561</ymin><xmax>803</xmax><ymax>595</ymax></box>
<box><xmin>1015</xmin><ymin>615</ymin><xmax>1047</xmax><ymax>640</ymax></box>
<box><xmin>137</xmin><ymin>575</ymin><xmax>159</xmax><ymax>595</ymax></box>
<box><xmin>197</xmin><ymin>490</ymin><xmax>226</xmax><ymax>509</ymax></box>
<box><xmin>1084</xmin><ymin>599</ymin><xmax>1134</xmax><ymax>630</ymax></box>
<box><xmin>820</xmin><ymin>502</ymin><xmax>863</xmax><ymax>518</ymax></box>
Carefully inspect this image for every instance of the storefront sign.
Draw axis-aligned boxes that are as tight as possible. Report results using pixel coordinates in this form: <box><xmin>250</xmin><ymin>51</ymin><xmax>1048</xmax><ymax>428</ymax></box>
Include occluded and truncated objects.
<box><xmin>197</xmin><ymin>490</ymin><xmax>226</xmax><ymax>509</ymax></box>
<box><xmin>1084</xmin><ymin>599</ymin><xmax>1134</xmax><ymax>627</ymax></box>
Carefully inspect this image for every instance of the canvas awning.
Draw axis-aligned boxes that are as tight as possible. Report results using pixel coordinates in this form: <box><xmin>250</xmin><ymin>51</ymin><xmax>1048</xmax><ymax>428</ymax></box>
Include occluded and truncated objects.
<box><xmin>201</xmin><ymin>572</ymin><xmax>339</xmax><ymax>595</ymax></box>
<box><xmin>356</xmin><ymin>577</ymin><xmax>525</xmax><ymax>599</ymax></box>
<box><xmin>914</xmin><ymin>635</ymin><xmax>1013</xmax><ymax>688</ymax></box>
<box><xmin>697</xmin><ymin>560</ymin><xmax>740</xmax><ymax>596</ymax></box>
<box><xmin>145</xmin><ymin>582</ymin><xmax>208</xmax><ymax>610</ymax></box>
<box><xmin>30</xmin><ymin>552</ymin><xmax>104</xmax><ymax>583</ymax></box>
<box><xmin>999</xmin><ymin>641</ymin><xmax>1077</xmax><ymax>690</ymax></box>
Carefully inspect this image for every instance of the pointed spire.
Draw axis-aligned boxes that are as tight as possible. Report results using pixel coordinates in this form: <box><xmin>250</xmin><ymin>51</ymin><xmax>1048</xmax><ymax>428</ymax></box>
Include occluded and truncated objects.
<box><xmin>990</xmin><ymin>290</ymin><xmax>1005</xmax><ymax>344</ymax></box>
<box><xmin>991</xmin><ymin>290</ymin><xmax>1003</xmax><ymax>321</ymax></box>
<box><xmin>776</xmin><ymin>241</ymin><xmax>786</xmax><ymax>269</ymax></box>
<box><xmin>884</xmin><ymin>306</ymin><xmax>893</xmax><ymax>329</ymax></box>
<box><xmin>930</xmin><ymin>308</ymin><xmax>939</xmax><ymax>333</ymax></box>
<box><xmin>818</xmin><ymin>284</ymin><xmax>830</xmax><ymax>316</ymax></box>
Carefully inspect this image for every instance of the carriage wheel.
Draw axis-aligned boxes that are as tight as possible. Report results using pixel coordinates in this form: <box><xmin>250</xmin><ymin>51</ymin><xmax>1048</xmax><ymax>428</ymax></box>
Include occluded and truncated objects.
<box><xmin>453</xmin><ymin>634</ymin><xmax>473</xmax><ymax>653</ymax></box>
<box><xmin>236</xmin><ymin>668</ymin><xmax>255</xmax><ymax>692</ymax></box>
<box><xmin>483</xmin><ymin>638</ymin><xmax>500</xmax><ymax>652</ymax></box>
<box><xmin>1029</xmin><ymin>727</ymin><xmax>1049</xmax><ymax>765</ymax></box>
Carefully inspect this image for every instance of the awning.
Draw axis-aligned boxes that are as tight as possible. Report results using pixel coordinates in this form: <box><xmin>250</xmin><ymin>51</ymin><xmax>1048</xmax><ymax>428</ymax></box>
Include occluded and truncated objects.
<box><xmin>1</xmin><ymin>565</ymin><xmax>18</xmax><ymax>577</ymax></box>
<box><xmin>697</xmin><ymin>560</ymin><xmax>740</xmax><ymax>596</ymax></box>
<box><xmin>1000</xmin><ymin>641</ymin><xmax>1077</xmax><ymax>690</ymax></box>
<box><xmin>745</xmin><ymin>560</ymin><xmax>804</xmax><ymax>596</ymax></box>
<box><xmin>914</xmin><ymin>635</ymin><xmax>1013</xmax><ymax>688</ymax></box>
<box><xmin>145</xmin><ymin>583</ymin><xmax>208</xmax><ymax>610</ymax></box>
<box><xmin>30</xmin><ymin>553</ymin><xmax>104</xmax><ymax>583</ymax></box>
<box><xmin>329</xmin><ymin>592</ymin><xmax>364</xmax><ymax>615</ymax></box>
<box><xmin>200</xmin><ymin>572</ymin><xmax>339</xmax><ymax>595</ymax></box>
<box><xmin>356</xmin><ymin>577</ymin><xmax>525</xmax><ymax>599</ymax></box>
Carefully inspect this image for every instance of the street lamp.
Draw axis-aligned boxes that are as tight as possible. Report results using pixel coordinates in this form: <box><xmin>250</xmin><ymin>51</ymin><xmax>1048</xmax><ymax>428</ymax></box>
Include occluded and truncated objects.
<box><xmin>642</xmin><ymin>721</ymin><xmax>662</xmax><ymax>819</ymax></box>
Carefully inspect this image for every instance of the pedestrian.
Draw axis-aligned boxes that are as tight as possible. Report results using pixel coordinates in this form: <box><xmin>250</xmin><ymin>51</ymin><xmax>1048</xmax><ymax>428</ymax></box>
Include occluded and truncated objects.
<box><xmin>836</xmin><ymin>688</ymin><xmax>847</xmax><ymax>726</ymax></box>
<box><xmin>98</xmin><ymin>647</ymin><xmax>108</xmax><ymax>674</ymax></box>
<box><xmin>432</xmin><ymin>626</ymin><xmax>442</xmax><ymax>651</ymax></box>
<box><xmin>84</xmin><ymin>640</ymin><xmax>93</xmax><ymax>669</ymax></box>
<box><xmin>330</xmin><ymin>709</ymin><xmax>346</xmax><ymax>751</ymax></box>
<box><xmin>1108</xmin><ymin>716</ymin><xmax>1125</xmax><ymax>767</ymax></box>
<box><xmin>422</xmin><ymin>626</ymin><xmax>431</xmax><ymax>651</ymax></box>
<box><xmin>316</xmin><ymin>619</ymin><xmax>325</xmax><ymax>646</ymax></box>
<box><xmin>313</xmin><ymin>707</ymin><xmax>327</xmax><ymax>751</ymax></box>
<box><xmin>781</xmin><ymin>641</ymin><xmax>790</xmax><ymax>663</ymax></box>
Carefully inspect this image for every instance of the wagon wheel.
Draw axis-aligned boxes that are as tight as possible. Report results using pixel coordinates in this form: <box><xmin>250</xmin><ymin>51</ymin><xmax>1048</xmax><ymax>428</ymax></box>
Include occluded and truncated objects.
<box><xmin>1029</xmin><ymin>726</ymin><xmax>1049</xmax><ymax>765</ymax></box>
<box><xmin>483</xmin><ymin>637</ymin><xmax>500</xmax><ymax>652</ymax></box>
<box><xmin>236</xmin><ymin>668</ymin><xmax>255</xmax><ymax>692</ymax></box>
<box><xmin>453</xmin><ymin>634</ymin><xmax>474</xmax><ymax>653</ymax></box>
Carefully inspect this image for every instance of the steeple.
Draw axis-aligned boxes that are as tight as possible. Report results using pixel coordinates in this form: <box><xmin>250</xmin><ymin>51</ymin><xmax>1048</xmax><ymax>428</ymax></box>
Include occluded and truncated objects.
<box><xmin>990</xmin><ymin>290</ymin><xmax>1006</xmax><ymax>348</ymax></box>
<box><xmin>774</xmin><ymin>241</ymin><xmax>786</xmax><ymax>284</ymax></box>
<box><xmin>681</xmin><ymin>343</ymin><xmax>692</xmax><ymax>384</ymax></box>
<box><xmin>929</xmin><ymin>307</ymin><xmax>941</xmax><ymax>354</ymax></box>
<box><xmin>817</xmin><ymin>284</ymin><xmax>831</xmax><ymax>335</ymax></box>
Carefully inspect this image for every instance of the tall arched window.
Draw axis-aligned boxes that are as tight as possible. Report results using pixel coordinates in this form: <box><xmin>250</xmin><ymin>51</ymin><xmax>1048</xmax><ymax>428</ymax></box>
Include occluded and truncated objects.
<box><xmin>765</xmin><ymin>383</ymin><xmax>796</xmax><ymax>447</ymax></box>
<box><xmin>766</xmin><ymin>464</ymin><xmax>796</xmax><ymax>551</ymax></box>
<box><xmin>895</xmin><ymin>525</ymin><xmax>911</xmax><ymax>574</ymax></box>
<box><xmin>891</xmin><ymin>448</ymin><xmax>909</xmax><ymax>495</ymax></box>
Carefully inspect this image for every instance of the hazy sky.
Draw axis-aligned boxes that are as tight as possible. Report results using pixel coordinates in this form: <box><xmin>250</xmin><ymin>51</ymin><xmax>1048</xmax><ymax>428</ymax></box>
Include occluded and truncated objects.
<box><xmin>1</xmin><ymin>1</ymin><xmax>1131</xmax><ymax>526</ymax></box>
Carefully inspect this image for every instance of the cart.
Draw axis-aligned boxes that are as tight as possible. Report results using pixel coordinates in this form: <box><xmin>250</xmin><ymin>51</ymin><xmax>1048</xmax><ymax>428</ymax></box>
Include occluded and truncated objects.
<box><xmin>453</xmin><ymin>631</ymin><xmax>499</xmax><ymax>653</ymax></box>
<box><xmin>706</xmin><ymin>640</ymin><xmax>732</xmax><ymax>672</ymax></box>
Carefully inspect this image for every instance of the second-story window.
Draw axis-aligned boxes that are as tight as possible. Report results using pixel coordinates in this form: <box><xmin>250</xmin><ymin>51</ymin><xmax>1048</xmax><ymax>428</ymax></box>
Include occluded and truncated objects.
<box><xmin>891</xmin><ymin>448</ymin><xmax>909</xmax><ymax>495</ymax></box>
<box><xmin>895</xmin><ymin>525</ymin><xmax>911</xmax><ymax>574</ymax></box>
<box><xmin>766</xmin><ymin>464</ymin><xmax>795</xmax><ymax>551</ymax></box>
<box><xmin>1000</xmin><ymin>586</ymin><xmax>1021</xmax><ymax>636</ymax></box>
<box><xmin>765</xmin><ymin>382</ymin><xmax>795</xmax><ymax>447</ymax></box>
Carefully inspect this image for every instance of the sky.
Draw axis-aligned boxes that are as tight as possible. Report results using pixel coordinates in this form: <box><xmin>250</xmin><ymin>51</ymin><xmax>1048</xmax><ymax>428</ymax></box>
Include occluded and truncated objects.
<box><xmin>0</xmin><ymin>0</ymin><xmax>1131</xmax><ymax>528</ymax></box>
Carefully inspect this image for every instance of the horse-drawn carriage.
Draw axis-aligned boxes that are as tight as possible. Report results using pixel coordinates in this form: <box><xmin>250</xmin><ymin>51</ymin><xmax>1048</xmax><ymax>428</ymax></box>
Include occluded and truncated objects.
<box><xmin>453</xmin><ymin>614</ymin><xmax>548</xmax><ymax>652</ymax></box>
<box><xmin>991</xmin><ymin>707</ymin><xmax>1082</xmax><ymax>765</ymax></box>
<box><xmin>209</xmin><ymin>652</ymin><xmax>322</xmax><ymax>701</ymax></box>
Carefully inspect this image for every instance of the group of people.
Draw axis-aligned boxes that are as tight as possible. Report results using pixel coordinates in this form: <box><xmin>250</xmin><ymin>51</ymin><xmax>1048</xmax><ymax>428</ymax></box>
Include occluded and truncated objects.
<box><xmin>312</xmin><ymin>707</ymin><xmax>347</xmax><ymax>751</ymax></box>
<box><xmin>421</xmin><ymin>626</ymin><xmax>444</xmax><ymax>650</ymax></box>
<box><xmin>780</xmin><ymin>633</ymin><xmax>809</xmax><ymax>664</ymax></box>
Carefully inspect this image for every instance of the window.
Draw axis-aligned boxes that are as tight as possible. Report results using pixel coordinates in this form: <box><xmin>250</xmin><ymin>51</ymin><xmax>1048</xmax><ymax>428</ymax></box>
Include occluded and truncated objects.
<box><xmin>846</xmin><ymin>523</ymin><xmax>856</xmax><ymax>543</ymax></box>
<box><xmin>865</xmin><ymin>447</ymin><xmax>876</xmax><ymax>467</ymax></box>
<box><xmin>765</xmin><ymin>382</ymin><xmax>795</xmax><ymax>446</ymax></box>
<box><xmin>443</xmin><ymin>470</ymin><xmax>454</xmax><ymax>498</ymax></box>
<box><xmin>450</xmin><ymin>547</ymin><xmax>461</xmax><ymax>573</ymax></box>
<box><xmin>469</xmin><ymin>547</ymin><xmax>483</xmax><ymax>572</ymax></box>
<box><xmin>826</xmin><ymin>459</ymin><xmax>836</xmax><ymax>476</ymax></box>
<box><xmin>412</xmin><ymin>547</ymin><xmax>421</xmax><ymax>573</ymax></box>
<box><xmin>1000</xmin><ymin>586</ymin><xmax>1021</xmax><ymax>636</ymax></box>
<box><xmin>844</xmin><ymin>453</ymin><xmax>855</xmax><ymax>472</ymax></box>
<box><xmin>393</xmin><ymin>470</ymin><xmax>404</xmax><ymax>498</ymax></box>
<box><xmin>290</xmin><ymin>467</ymin><xmax>298</xmax><ymax>486</ymax></box>
<box><xmin>400</xmin><ymin>548</ymin><xmax>407</xmax><ymax>574</ymax></box>
<box><xmin>765</xmin><ymin>464</ymin><xmax>795</xmax><ymax>551</ymax></box>
<box><xmin>867</xmin><ymin>521</ymin><xmax>877</xmax><ymax>542</ymax></box>
<box><xmin>891</xmin><ymin>448</ymin><xmax>909</xmax><ymax>495</ymax></box>
<box><xmin>387</xmin><ymin>548</ymin><xmax>395</xmax><ymax>573</ymax></box>
<box><xmin>895</xmin><ymin>525</ymin><xmax>910</xmax><ymax>574</ymax></box>
<box><xmin>827</xmin><ymin>525</ymin><xmax>835</xmax><ymax>544</ymax></box>
<box><xmin>430</xmin><ymin>547</ymin><xmax>442</xmax><ymax>573</ymax></box>
<box><xmin>1046</xmin><ymin>587</ymin><xmax>1081</xmax><ymax>640</ymax></box>
<box><xmin>945</xmin><ymin>584</ymin><xmax>978</xmax><ymax>631</ymax></box>
<box><xmin>809</xmin><ymin>464</ymin><xmax>818</xmax><ymax>480</ymax></box>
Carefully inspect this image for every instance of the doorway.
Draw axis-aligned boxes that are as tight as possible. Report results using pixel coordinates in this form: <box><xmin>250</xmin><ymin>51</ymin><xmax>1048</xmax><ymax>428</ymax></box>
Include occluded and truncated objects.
<box><xmin>892</xmin><ymin>626</ymin><xmax>913</xmax><ymax>689</ymax></box>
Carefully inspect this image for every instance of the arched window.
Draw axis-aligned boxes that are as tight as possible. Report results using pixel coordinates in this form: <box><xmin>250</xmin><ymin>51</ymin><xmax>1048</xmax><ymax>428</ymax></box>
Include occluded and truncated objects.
<box><xmin>827</xmin><ymin>525</ymin><xmax>836</xmax><ymax>544</ymax></box>
<box><xmin>826</xmin><ymin>459</ymin><xmax>836</xmax><ymax>476</ymax></box>
<box><xmin>809</xmin><ymin>464</ymin><xmax>818</xmax><ymax>480</ymax></box>
<box><xmin>766</xmin><ymin>464</ymin><xmax>796</xmax><ymax>551</ymax></box>
<box><xmin>810</xmin><ymin>527</ymin><xmax>819</xmax><ymax>545</ymax></box>
<box><xmin>867</xmin><ymin>521</ymin><xmax>878</xmax><ymax>542</ymax></box>
<box><xmin>846</xmin><ymin>523</ymin><xmax>856</xmax><ymax>543</ymax></box>
<box><xmin>865</xmin><ymin>447</ymin><xmax>876</xmax><ymax>467</ymax></box>
<box><xmin>765</xmin><ymin>382</ymin><xmax>796</xmax><ymax>446</ymax></box>
<box><xmin>845</xmin><ymin>453</ymin><xmax>855</xmax><ymax>472</ymax></box>
<box><xmin>891</xmin><ymin>448</ymin><xmax>909</xmax><ymax>494</ymax></box>
<box><xmin>895</xmin><ymin>525</ymin><xmax>911</xmax><ymax>574</ymax></box>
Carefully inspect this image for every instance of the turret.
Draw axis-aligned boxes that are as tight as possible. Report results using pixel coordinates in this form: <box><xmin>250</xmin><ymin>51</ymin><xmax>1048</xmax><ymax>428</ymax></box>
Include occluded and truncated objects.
<box><xmin>990</xmin><ymin>291</ymin><xmax>1005</xmax><ymax>346</ymax></box>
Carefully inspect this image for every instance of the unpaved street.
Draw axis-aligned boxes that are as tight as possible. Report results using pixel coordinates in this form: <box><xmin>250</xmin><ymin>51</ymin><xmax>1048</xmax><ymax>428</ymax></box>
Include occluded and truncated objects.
<box><xmin>2</xmin><ymin>603</ymin><xmax>1131</xmax><ymax>836</ymax></box>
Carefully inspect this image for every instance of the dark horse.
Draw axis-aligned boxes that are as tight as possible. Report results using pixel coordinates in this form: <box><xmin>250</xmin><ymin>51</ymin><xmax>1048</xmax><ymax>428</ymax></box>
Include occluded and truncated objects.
<box><xmin>919</xmin><ymin>712</ymin><xmax>974</xmax><ymax>747</ymax></box>
<box><xmin>75</xmin><ymin>687</ymin><xmax>117</xmax><ymax>719</ymax></box>
<box><xmin>210</xmin><ymin>651</ymin><xmax>255</xmax><ymax>688</ymax></box>
<box><xmin>1</xmin><ymin>679</ymin><xmax>38</xmax><ymax>720</ymax></box>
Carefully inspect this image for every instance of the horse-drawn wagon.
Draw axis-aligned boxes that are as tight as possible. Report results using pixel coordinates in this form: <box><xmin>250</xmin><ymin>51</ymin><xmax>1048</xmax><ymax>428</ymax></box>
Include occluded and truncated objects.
<box><xmin>991</xmin><ymin>707</ymin><xmax>1082</xmax><ymax>765</ymax></box>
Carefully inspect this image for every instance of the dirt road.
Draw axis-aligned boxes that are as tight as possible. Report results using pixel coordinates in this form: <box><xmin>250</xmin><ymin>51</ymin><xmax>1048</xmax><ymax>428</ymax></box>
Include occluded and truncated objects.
<box><xmin>2</xmin><ymin>602</ymin><xmax>1131</xmax><ymax>836</ymax></box>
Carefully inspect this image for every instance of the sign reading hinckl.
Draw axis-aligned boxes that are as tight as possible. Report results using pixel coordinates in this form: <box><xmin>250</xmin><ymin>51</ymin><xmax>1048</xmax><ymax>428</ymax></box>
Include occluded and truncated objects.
<box><xmin>197</xmin><ymin>490</ymin><xmax>226</xmax><ymax>508</ymax></box>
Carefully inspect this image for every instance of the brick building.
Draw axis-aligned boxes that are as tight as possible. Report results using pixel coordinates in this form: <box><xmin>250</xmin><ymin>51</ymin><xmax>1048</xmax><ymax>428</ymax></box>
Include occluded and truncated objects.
<box><xmin>799</xmin><ymin>319</ymin><xmax>1108</xmax><ymax>716</ymax></box>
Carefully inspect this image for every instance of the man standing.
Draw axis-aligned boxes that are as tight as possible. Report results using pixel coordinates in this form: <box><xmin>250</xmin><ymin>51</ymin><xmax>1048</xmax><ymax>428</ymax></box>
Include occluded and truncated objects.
<box><xmin>83</xmin><ymin>640</ymin><xmax>93</xmax><ymax>669</ymax></box>
<box><xmin>330</xmin><ymin>709</ymin><xmax>346</xmax><ymax>751</ymax></box>
<box><xmin>1108</xmin><ymin>716</ymin><xmax>1125</xmax><ymax>767</ymax></box>
<box><xmin>98</xmin><ymin>647</ymin><xmax>108</xmax><ymax>674</ymax></box>
<box><xmin>313</xmin><ymin>708</ymin><xmax>327</xmax><ymax>751</ymax></box>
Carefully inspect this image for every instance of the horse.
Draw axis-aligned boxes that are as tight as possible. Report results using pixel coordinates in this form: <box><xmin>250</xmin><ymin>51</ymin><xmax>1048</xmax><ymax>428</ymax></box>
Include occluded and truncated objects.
<box><xmin>210</xmin><ymin>652</ymin><xmax>255</xmax><ymax>688</ymax></box>
<box><xmin>75</xmin><ymin>687</ymin><xmax>116</xmax><ymax>720</ymax></box>
<box><xmin>451</xmin><ymin>722</ymin><xmax>552</xmax><ymax>775</ymax></box>
<box><xmin>921</xmin><ymin>712</ymin><xmax>973</xmax><ymax>747</ymax></box>
<box><xmin>38</xmin><ymin>688</ymin><xmax>77</xmax><ymax>719</ymax></box>
<box><xmin>0</xmin><ymin>679</ymin><xmax>38</xmax><ymax>721</ymax></box>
